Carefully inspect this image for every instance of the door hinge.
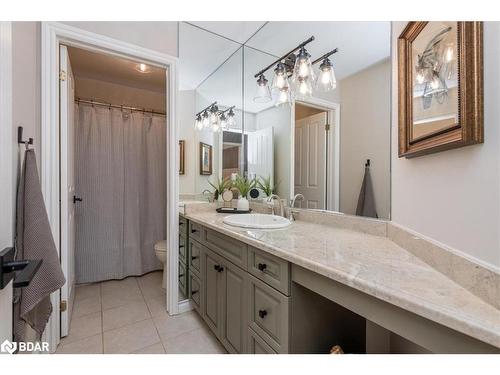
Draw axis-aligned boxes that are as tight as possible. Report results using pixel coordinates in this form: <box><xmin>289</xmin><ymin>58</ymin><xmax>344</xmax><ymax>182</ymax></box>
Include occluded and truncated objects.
<box><xmin>325</xmin><ymin>123</ymin><xmax>331</xmax><ymax>131</ymax></box>
<box><xmin>59</xmin><ymin>70</ymin><xmax>67</xmax><ymax>81</ymax></box>
<box><xmin>60</xmin><ymin>300</ymin><xmax>67</xmax><ymax>312</ymax></box>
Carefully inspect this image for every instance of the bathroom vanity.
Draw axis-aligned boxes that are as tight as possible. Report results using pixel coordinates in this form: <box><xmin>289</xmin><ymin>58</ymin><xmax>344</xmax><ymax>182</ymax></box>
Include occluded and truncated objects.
<box><xmin>179</xmin><ymin>210</ymin><xmax>500</xmax><ymax>354</ymax></box>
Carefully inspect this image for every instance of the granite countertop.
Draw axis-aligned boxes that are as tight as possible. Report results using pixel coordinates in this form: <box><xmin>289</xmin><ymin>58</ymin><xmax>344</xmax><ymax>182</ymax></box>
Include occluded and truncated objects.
<box><xmin>183</xmin><ymin>210</ymin><xmax>500</xmax><ymax>349</ymax></box>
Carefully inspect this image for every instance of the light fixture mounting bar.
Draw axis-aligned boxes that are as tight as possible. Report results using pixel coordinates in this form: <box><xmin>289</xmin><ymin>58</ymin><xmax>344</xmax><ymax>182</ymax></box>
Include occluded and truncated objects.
<box><xmin>312</xmin><ymin>48</ymin><xmax>339</xmax><ymax>65</ymax></box>
<box><xmin>253</xmin><ymin>36</ymin><xmax>315</xmax><ymax>78</ymax></box>
<box><xmin>196</xmin><ymin>101</ymin><xmax>217</xmax><ymax>117</ymax></box>
<box><xmin>219</xmin><ymin>105</ymin><xmax>235</xmax><ymax>114</ymax></box>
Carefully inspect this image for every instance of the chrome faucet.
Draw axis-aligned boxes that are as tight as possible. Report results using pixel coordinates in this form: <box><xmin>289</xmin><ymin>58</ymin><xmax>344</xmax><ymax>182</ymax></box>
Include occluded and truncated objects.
<box><xmin>202</xmin><ymin>189</ymin><xmax>215</xmax><ymax>203</ymax></box>
<box><xmin>289</xmin><ymin>193</ymin><xmax>304</xmax><ymax>221</ymax></box>
<box><xmin>266</xmin><ymin>194</ymin><xmax>285</xmax><ymax>217</ymax></box>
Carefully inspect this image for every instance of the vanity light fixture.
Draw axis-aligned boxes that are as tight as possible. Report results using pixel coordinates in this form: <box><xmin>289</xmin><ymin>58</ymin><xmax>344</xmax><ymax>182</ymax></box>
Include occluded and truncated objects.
<box><xmin>227</xmin><ymin>107</ymin><xmax>236</xmax><ymax>127</ymax></box>
<box><xmin>253</xmin><ymin>36</ymin><xmax>339</xmax><ymax>105</ymax></box>
<box><xmin>194</xmin><ymin>102</ymin><xmax>236</xmax><ymax>133</ymax></box>
<box><xmin>194</xmin><ymin>114</ymin><xmax>203</xmax><ymax>130</ymax></box>
<box><xmin>253</xmin><ymin>74</ymin><xmax>272</xmax><ymax>103</ymax></box>
<box><xmin>202</xmin><ymin>111</ymin><xmax>210</xmax><ymax>128</ymax></box>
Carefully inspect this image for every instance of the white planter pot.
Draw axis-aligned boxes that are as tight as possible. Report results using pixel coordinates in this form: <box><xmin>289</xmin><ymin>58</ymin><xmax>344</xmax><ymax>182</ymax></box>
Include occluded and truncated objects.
<box><xmin>237</xmin><ymin>197</ymin><xmax>249</xmax><ymax>211</ymax></box>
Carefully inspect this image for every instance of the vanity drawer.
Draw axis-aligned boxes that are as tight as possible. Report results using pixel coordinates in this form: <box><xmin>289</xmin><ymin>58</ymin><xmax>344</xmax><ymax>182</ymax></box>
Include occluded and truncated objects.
<box><xmin>247</xmin><ymin>274</ymin><xmax>290</xmax><ymax>353</ymax></box>
<box><xmin>189</xmin><ymin>271</ymin><xmax>202</xmax><ymax>313</ymax></box>
<box><xmin>201</xmin><ymin>227</ymin><xmax>247</xmax><ymax>270</ymax></box>
<box><xmin>188</xmin><ymin>238</ymin><xmax>202</xmax><ymax>276</ymax></box>
<box><xmin>248</xmin><ymin>246</ymin><xmax>290</xmax><ymax>295</ymax></box>
<box><xmin>179</xmin><ymin>215</ymin><xmax>188</xmax><ymax>238</ymax></box>
<box><xmin>247</xmin><ymin>327</ymin><xmax>277</xmax><ymax>354</ymax></box>
<box><xmin>189</xmin><ymin>221</ymin><xmax>202</xmax><ymax>242</ymax></box>
<box><xmin>179</xmin><ymin>235</ymin><xmax>187</xmax><ymax>264</ymax></box>
<box><xmin>178</xmin><ymin>261</ymin><xmax>187</xmax><ymax>298</ymax></box>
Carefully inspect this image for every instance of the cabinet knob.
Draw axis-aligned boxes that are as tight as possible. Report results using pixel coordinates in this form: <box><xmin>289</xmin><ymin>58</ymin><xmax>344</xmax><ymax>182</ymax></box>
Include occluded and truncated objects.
<box><xmin>257</xmin><ymin>263</ymin><xmax>267</xmax><ymax>272</ymax></box>
<box><xmin>191</xmin><ymin>290</ymin><xmax>198</xmax><ymax>295</ymax></box>
<box><xmin>191</xmin><ymin>228</ymin><xmax>197</xmax><ymax>233</ymax></box>
<box><xmin>179</xmin><ymin>245</ymin><xmax>185</xmax><ymax>249</ymax></box>
<box><xmin>214</xmin><ymin>264</ymin><xmax>224</xmax><ymax>272</ymax></box>
<box><xmin>258</xmin><ymin>309</ymin><xmax>267</xmax><ymax>319</ymax></box>
<box><xmin>191</xmin><ymin>255</ymin><xmax>199</xmax><ymax>260</ymax></box>
<box><xmin>179</xmin><ymin>273</ymin><xmax>184</xmax><ymax>278</ymax></box>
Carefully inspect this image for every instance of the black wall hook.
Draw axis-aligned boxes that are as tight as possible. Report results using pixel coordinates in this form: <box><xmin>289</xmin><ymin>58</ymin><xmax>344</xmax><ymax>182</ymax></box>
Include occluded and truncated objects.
<box><xmin>365</xmin><ymin>159</ymin><xmax>371</xmax><ymax>167</ymax></box>
<box><xmin>18</xmin><ymin>126</ymin><xmax>33</xmax><ymax>147</ymax></box>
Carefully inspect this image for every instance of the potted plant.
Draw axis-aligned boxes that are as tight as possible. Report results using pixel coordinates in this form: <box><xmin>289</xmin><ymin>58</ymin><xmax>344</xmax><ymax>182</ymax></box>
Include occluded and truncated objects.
<box><xmin>257</xmin><ymin>175</ymin><xmax>278</xmax><ymax>198</ymax></box>
<box><xmin>208</xmin><ymin>176</ymin><xmax>231</xmax><ymax>202</ymax></box>
<box><xmin>233</xmin><ymin>175</ymin><xmax>256</xmax><ymax>211</ymax></box>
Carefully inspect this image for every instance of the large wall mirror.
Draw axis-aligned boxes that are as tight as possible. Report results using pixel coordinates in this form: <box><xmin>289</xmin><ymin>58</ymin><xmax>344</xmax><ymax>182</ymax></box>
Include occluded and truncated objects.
<box><xmin>178</xmin><ymin>22</ymin><xmax>392</xmax><ymax>302</ymax></box>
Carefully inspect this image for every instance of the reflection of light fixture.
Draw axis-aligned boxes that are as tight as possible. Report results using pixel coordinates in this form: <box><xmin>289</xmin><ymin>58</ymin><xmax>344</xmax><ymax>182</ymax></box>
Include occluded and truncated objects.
<box><xmin>202</xmin><ymin>111</ymin><xmax>210</xmax><ymax>128</ymax></box>
<box><xmin>272</xmin><ymin>62</ymin><xmax>289</xmax><ymax>91</ymax></box>
<box><xmin>253</xmin><ymin>38</ymin><xmax>338</xmax><ymax>105</ymax></box>
<box><xmin>136</xmin><ymin>63</ymin><xmax>150</xmax><ymax>73</ymax></box>
<box><xmin>209</xmin><ymin>104</ymin><xmax>219</xmax><ymax>125</ymax></box>
<box><xmin>219</xmin><ymin>113</ymin><xmax>228</xmax><ymax>130</ymax></box>
<box><xmin>444</xmin><ymin>43</ymin><xmax>454</xmax><ymax>63</ymax></box>
<box><xmin>415</xmin><ymin>67</ymin><xmax>426</xmax><ymax>84</ymax></box>
<box><xmin>194</xmin><ymin>114</ymin><xmax>203</xmax><ymax>130</ymax></box>
<box><xmin>315</xmin><ymin>57</ymin><xmax>336</xmax><ymax>92</ymax></box>
<box><xmin>294</xmin><ymin>46</ymin><xmax>315</xmax><ymax>81</ymax></box>
<box><xmin>227</xmin><ymin>107</ymin><xmax>236</xmax><ymax>127</ymax></box>
<box><xmin>253</xmin><ymin>74</ymin><xmax>272</xmax><ymax>103</ymax></box>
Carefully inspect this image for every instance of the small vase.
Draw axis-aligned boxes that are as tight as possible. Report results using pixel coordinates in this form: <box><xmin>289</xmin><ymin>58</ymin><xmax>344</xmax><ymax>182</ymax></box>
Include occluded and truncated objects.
<box><xmin>237</xmin><ymin>197</ymin><xmax>249</xmax><ymax>211</ymax></box>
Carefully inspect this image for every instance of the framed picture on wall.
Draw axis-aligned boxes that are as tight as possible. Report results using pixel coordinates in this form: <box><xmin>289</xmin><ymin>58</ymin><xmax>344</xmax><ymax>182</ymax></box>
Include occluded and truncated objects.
<box><xmin>199</xmin><ymin>142</ymin><xmax>213</xmax><ymax>175</ymax></box>
<box><xmin>179</xmin><ymin>140</ymin><xmax>185</xmax><ymax>175</ymax></box>
<box><xmin>398</xmin><ymin>21</ymin><xmax>483</xmax><ymax>158</ymax></box>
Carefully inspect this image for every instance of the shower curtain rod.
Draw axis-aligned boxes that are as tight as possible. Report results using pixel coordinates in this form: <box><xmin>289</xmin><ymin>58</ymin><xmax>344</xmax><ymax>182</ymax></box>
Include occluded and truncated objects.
<box><xmin>76</xmin><ymin>98</ymin><xmax>166</xmax><ymax>116</ymax></box>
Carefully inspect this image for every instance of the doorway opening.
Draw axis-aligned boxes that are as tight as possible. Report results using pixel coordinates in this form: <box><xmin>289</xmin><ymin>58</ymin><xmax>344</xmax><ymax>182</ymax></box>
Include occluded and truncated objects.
<box><xmin>293</xmin><ymin>101</ymin><xmax>340</xmax><ymax>211</ymax></box>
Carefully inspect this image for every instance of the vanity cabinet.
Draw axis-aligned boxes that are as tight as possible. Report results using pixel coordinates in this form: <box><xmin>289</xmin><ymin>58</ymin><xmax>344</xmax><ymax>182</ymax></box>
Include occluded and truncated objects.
<box><xmin>186</xmin><ymin>219</ymin><xmax>291</xmax><ymax>354</ymax></box>
<box><xmin>179</xmin><ymin>215</ymin><xmax>189</xmax><ymax>300</ymax></box>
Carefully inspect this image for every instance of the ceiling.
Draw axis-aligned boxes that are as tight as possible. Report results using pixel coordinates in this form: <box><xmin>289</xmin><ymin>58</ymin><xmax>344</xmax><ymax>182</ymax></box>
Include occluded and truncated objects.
<box><xmin>179</xmin><ymin>21</ymin><xmax>391</xmax><ymax>113</ymax></box>
<box><xmin>67</xmin><ymin>47</ymin><xmax>166</xmax><ymax>93</ymax></box>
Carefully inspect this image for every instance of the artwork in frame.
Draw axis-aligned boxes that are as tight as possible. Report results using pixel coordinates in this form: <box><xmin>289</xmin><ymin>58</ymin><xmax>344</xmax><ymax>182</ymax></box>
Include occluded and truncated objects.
<box><xmin>199</xmin><ymin>142</ymin><xmax>213</xmax><ymax>175</ymax></box>
<box><xmin>179</xmin><ymin>140</ymin><xmax>185</xmax><ymax>175</ymax></box>
<box><xmin>398</xmin><ymin>22</ymin><xmax>483</xmax><ymax>158</ymax></box>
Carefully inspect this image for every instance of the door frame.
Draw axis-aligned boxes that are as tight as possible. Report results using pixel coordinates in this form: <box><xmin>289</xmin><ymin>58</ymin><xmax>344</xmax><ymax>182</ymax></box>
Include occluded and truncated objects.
<box><xmin>292</xmin><ymin>98</ymin><xmax>340</xmax><ymax>211</ymax></box>
<box><xmin>41</xmin><ymin>22</ymin><xmax>179</xmax><ymax>351</ymax></box>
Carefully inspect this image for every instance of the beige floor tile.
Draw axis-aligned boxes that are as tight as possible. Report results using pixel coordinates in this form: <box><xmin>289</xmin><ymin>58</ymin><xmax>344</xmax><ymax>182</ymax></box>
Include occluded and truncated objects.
<box><xmin>103</xmin><ymin>319</ymin><xmax>160</xmax><ymax>354</ymax></box>
<box><xmin>61</xmin><ymin>311</ymin><xmax>102</xmax><ymax>345</ymax></box>
<box><xmin>137</xmin><ymin>272</ymin><xmax>165</xmax><ymax>300</ymax></box>
<box><xmin>56</xmin><ymin>334</ymin><xmax>103</xmax><ymax>354</ymax></box>
<box><xmin>75</xmin><ymin>283</ymin><xmax>101</xmax><ymax>301</ymax></box>
<box><xmin>72</xmin><ymin>295</ymin><xmax>101</xmax><ymax>318</ymax></box>
<box><xmin>163</xmin><ymin>326</ymin><xmax>226</xmax><ymax>354</ymax></box>
<box><xmin>103</xmin><ymin>300</ymin><xmax>151</xmax><ymax>332</ymax></box>
<box><xmin>101</xmin><ymin>286</ymin><xmax>144</xmax><ymax>310</ymax></box>
<box><xmin>101</xmin><ymin>277</ymin><xmax>140</xmax><ymax>296</ymax></box>
<box><xmin>131</xmin><ymin>342</ymin><xmax>166</xmax><ymax>354</ymax></box>
<box><xmin>144</xmin><ymin>296</ymin><xmax>167</xmax><ymax>317</ymax></box>
<box><xmin>152</xmin><ymin>311</ymin><xmax>204</xmax><ymax>342</ymax></box>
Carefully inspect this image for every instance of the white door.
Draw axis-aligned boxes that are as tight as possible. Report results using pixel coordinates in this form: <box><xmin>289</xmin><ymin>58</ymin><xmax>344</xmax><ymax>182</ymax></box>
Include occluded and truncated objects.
<box><xmin>294</xmin><ymin>112</ymin><xmax>327</xmax><ymax>209</ymax></box>
<box><xmin>247</xmin><ymin>127</ymin><xmax>274</xmax><ymax>183</ymax></box>
<box><xmin>0</xmin><ymin>21</ymin><xmax>13</xmax><ymax>345</ymax></box>
<box><xmin>59</xmin><ymin>45</ymin><xmax>76</xmax><ymax>338</ymax></box>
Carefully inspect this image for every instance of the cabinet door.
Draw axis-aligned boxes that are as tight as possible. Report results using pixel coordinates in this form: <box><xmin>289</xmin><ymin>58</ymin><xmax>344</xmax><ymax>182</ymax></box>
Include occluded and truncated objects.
<box><xmin>221</xmin><ymin>260</ymin><xmax>247</xmax><ymax>353</ymax></box>
<box><xmin>202</xmin><ymin>247</ymin><xmax>224</xmax><ymax>337</ymax></box>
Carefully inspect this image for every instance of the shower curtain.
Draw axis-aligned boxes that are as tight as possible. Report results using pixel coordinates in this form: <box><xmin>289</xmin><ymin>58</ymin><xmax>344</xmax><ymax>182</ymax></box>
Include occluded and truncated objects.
<box><xmin>75</xmin><ymin>104</ymin><xmax>165</xmax><ymax>283</ymax></box>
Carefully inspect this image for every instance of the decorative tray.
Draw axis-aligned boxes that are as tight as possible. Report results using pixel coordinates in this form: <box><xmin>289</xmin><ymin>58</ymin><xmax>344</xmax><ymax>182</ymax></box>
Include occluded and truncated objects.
<box><xmin>216</xmin><ymin>207</ymin><xmax>252</xmax><ymax>214</ymax></box>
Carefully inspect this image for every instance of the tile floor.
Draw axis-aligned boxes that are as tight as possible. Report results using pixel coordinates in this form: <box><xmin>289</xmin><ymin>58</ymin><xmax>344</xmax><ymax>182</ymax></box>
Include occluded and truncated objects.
<box><xmin>55</xmin><ymin>271</ymin><xmax>226</xmax><ymax>354</ymax></box>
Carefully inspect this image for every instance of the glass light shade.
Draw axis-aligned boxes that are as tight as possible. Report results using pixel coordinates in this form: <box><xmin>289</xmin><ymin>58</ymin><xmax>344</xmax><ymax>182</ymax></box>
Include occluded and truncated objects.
<box><xmin>293</xmin><ymin>47</ymin><xmax>315</xmax><ymax>81</ymax></box>
<box><xmin>209</xmin><ymin>105</ymin><xmax>219</xmax><ymax>124</ymax></box>
<box><xmin>227</xmin><ymin>108</ymin><xmax>236</xmax><ymax>127</ymax></box>
<box><xmin>194</xmin><ymin>115</ymin><xmax>203</xmax><ymax>130</ymax></box>
<box><xmin>219</xmin><ymin>114</ymin><xmax>228</xmax><ymax>130</ymax></box>
<box><xmin>272</xmin><ymin>62</ymin><xmax>289</xmax><ymax>91</ymax></box>
<box><xmin>274</xmin><ymin>87</ymin><xmax>292</xmax><ymax>107</ymax></box>
<box><xmin>415</xmin><ymin>67</ymin><xmax>426</xmax><ymax>84</ymax></box>
<box><xmin>253</xmin><ymin>74</ymin><xmax>272</xmax><ymax>103</ymax></box>
<box><xmin>315</xmin><ymin>59</ymin><xmax>337</xmax><ymax>92</ymax></box>
<box><xmin>211</xmin><ymin>120</ymin><xmax>221</xmax><ymax>133</ymax></box>
<box><xmin>202</xmin><ymin>111</ymin><xmax>210</xmax><ymax>128</ymax></box>
<box><xmin>443</xmin><ymin>43</ymin><xmax>454</xmax><ymax>63</ymax></box>
<box><xmin>294</xmin><ymin>77</ymin><xmax>313</xmax><ymax>99</ymax></box>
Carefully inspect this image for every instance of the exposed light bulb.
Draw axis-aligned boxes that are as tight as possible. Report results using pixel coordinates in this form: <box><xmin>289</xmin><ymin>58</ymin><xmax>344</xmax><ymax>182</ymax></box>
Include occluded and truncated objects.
<box><xmin>272</xmin><ymin>62</ymin><xmax>289</xmax><ymax>91</ymax></box>
<box><xmin>315</xmin><ymin>58</ymin><xmax>337</xmax><ymax>92</ymax></box>
<box><xmin>293</xmin><ymin>47</ymin><xmax>315</xmax><ymax>81</ymax></box>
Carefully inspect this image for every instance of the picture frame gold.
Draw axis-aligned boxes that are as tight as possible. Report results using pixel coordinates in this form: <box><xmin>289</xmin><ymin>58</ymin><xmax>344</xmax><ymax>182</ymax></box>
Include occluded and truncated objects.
<box><xmin>179</xmin><ymin>140</ymin><xmax>185</xmax><ymax>175</ymax></box>
<box><xmin>199</xmin><ymin>142</ymin><xmax>213</xmax><ymax>175</ymax></box>
<box><xmin>398</xmin><ymin>21</ymin><xmax>483</xmax><ymax>158</ymax></box>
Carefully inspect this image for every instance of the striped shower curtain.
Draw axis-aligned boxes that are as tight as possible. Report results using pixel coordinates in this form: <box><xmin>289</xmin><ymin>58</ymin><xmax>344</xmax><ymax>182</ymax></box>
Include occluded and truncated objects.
<box><xmin>74</xmin><ymin>104</ymin><xmax>165</xmax><ymax>284</ymax></box>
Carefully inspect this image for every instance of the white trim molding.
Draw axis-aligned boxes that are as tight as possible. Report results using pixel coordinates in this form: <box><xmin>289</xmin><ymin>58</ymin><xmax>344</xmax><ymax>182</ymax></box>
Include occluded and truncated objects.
<box><xmin>41</xmin><ymin>22</ymin><xmax>179</xmax><ymax>351</ymax></box>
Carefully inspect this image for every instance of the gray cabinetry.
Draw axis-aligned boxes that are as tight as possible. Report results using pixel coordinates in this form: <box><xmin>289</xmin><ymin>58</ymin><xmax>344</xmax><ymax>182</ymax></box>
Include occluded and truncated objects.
<box><xmin>202</xmin><ymin>247</ymin><xmax>224</xmax><ymax>337</ymax></box>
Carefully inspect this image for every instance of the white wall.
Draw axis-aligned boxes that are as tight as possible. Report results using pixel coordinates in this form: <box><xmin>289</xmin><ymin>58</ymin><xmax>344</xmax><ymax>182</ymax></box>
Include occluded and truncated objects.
<box><xmin>339</xmin><ymin>59</ymin><xmax>391</xmax><ymax>219</ymax></box>
<box><xmin>178</xmin><ymin>90</ymin><xmax>196</xmax><ymax>194</ymax></box>
<box><xmin>391</xmin><ymin>22</ymin><xmax>500</xmax><ymax>269</ymax></box>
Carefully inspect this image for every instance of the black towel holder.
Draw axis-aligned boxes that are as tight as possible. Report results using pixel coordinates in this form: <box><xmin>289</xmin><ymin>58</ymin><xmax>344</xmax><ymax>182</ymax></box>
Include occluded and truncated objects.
<box><xmin>18</xmin><ymin>126</ymin><xmax>33</xmax><ymax>148</ymax></box>
<box><xmin>365</xmin><ymin>159</ymin><xmax>371</xmax><ymax>168</ymax></box>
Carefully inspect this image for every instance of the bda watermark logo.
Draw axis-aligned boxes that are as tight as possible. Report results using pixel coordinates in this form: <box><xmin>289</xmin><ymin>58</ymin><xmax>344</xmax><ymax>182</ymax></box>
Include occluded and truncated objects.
<box><xmin>1</xmin><ymin>339</ymin><xmax>49</xmax><ymax>354</ymax></box>
<box><xmin>1</xmin><ymin>340</ymin><xmax>17</xmax><ymax>354</ymax></box>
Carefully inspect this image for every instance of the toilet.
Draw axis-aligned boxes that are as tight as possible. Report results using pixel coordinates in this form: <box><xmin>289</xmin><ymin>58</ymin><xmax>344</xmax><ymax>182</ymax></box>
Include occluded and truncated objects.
<box><xmin>154</xmin><ymin>240</ymin><xmax>167</xmax><ymax>289</ymax></box>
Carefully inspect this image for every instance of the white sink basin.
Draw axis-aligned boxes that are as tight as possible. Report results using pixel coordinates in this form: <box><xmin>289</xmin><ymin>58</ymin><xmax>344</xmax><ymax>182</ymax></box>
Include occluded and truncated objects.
<box><xmin>223</xmin><ymin>214</ymin><xmax>291</xmax><ymax>229</ymax></box>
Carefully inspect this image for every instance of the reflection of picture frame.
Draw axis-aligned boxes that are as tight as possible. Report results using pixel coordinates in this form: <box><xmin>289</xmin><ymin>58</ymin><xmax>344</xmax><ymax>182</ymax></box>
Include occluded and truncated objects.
<box><xmin>179</xmin><ymin>140</ymin><xmax>185</xmax><ymax>175</ymax></box>
<box><xmin>398</xmin><ymin>22</ymin><xmax>483</xmax><ymax>158</ymax></box>
<box><xmin>199</xmin><ymin>142</ymin><xmax>212</xmax><ymax>175</ymax></box>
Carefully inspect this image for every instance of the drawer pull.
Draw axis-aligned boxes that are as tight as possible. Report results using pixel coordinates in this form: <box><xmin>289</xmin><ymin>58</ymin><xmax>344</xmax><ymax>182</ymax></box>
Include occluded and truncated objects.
<box><xmin>179</xmin><ymin>273</ymin><xmax>184</xmax><ymax>278</ymax></box>
<box><xmin>191</xmin><ymin>255</ymin><xmax>199</xmax><ymax>260</ymax></box>
<box><xmin>179</xmin><ymin>222</ymin><xmax>184</xmax><ymax>226</ymax></box>
<box><xmin>179</xmin><ymin>245</ymin><xmax>185</xmax><ymax>249</ymax></box>
<box><xmin>191</xmin><ymin>228</ymin><xmax>198</xmax><ymax>233</ymax></box>
<box><xmin>257</xmin><ymin>263</ymin><xmax>267</xmax><ymax>272</ymax></box>
<box><xmin>214</xmin><ymin>264</ymin><xmax>224</xmax><ymax>273</ymax></box>
<box><xmin>258</xmin><ymin>309</ymin><xmax>267</xmax><ymax>319</ymax></box>
<box><xmin>191</xmin><ymin>290</ymin><xmax>198</xmax><ymax>295</ymax></box>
